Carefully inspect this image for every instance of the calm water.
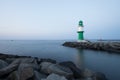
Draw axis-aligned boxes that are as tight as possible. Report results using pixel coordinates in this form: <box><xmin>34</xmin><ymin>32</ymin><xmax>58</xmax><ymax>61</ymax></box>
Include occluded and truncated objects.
<box><xmin>0</xmin><ymin>40</ymin><xmax>120</xmax><ymax>80</ymax></box>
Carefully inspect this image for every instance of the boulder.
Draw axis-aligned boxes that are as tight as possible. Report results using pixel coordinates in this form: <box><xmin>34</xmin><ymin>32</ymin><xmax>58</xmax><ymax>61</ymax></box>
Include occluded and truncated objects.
<box><xmin>0</xmin><ymin>59</ymin><xmax>8</xmax><ymax>69</ymax></box>
<box><xmin>81</xmin><ymin>68</ymin><xmax>94</xmax><ymax>78</ymax></box>
<box><xmin>59</xmin><ymin>61</ymin><xmax>82</xmax><ymax>78</ymax></box>
<box><xmin>86</xmin><ymin>78</ymin><xmax>93</xmax><ymax>80</ymax></box>
<box><xmin>0</xmin><ymin>53</ymin><xmax>13</xmax><ymax>60</ymax></box>
<box><xmin>0</xmin><ymin>64</ymin><xmax>18</xmax><ymax>77</ymax></box>
<box><xmin>7</xmin><ymin>58</ymin><xmax>38</xmax><ymax>70</ymax></box>
<box><xmin>39</xmin><ymin>62</ymin><xmax>53</xmax><ymax>72</ymax></box>
<box><xmin>18</xmin><ymin>63</ymin><xmax>34</xmax><ymax>80</ymax></box>
<box><xmin>92</xmin><ymin>72</ymin><xmax>107</xmax><ymax>80</ymax></box>
<box><xmin>77</xmin><ymin>78</ymin><xmax>93</xmax><ymax>80</ymax></box>
<box><xmin>7</xmin><ymin>71</ymin><xmax>19</xmax><ymax>80</ymax></box>
<box><xmin>19</xmin><ymin>67</ymin><xmax>34</xmax><ymax>80</ymax></box>
<box><xmin>34</xmin><ymin>70</ymin><xmax>47</xmax><ymax>80</ymax></box>
<box><xmin>41</xmin><ymin>73</ymin><xmax>68</xmax><ymax>80</ymax></box>
<box><xmin>40</xmin><ymin>62</ymin><xmax>73</xmax><ymax>78</ymax></box>
<box><xmin>5</xmin><ymin>58</ymin><xmax>17</xmax><ymax>64</ymax></box>
<box><xmin>18</xmin><ymin>63</ymin><xmax>39</xmax><ymax>71</ymax></box>
<box><xmin>10</xmin><ymin>58</ymin><xmax>37</xmax><ymax>65</ymax></box>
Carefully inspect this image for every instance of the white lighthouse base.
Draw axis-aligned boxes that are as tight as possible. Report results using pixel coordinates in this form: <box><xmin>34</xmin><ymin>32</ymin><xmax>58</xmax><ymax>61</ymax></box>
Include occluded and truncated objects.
<box><xmin>77</xmin><ymin>40</ymin><xmax>89</xmax><ymax>43</ymax></box>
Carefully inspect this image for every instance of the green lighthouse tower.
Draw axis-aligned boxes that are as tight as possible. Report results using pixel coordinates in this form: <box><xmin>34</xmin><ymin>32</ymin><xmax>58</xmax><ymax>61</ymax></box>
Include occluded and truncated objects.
<box><xmin>77</xmin><ymin>20</ymin><xmax>84</xmax><ymax>41</ymax></box>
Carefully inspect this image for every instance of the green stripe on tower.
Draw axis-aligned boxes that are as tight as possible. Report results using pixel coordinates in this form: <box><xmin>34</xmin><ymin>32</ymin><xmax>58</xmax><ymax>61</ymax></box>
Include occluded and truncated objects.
<box><xmin>78</xmin><ymin>31</ymin><xmax>84</xmax><ymax>40</ymax></box>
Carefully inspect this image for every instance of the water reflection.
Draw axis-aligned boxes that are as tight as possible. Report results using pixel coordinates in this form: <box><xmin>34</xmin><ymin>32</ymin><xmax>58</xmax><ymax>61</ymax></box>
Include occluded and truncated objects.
<box><xmin>74</xmin><ymin>49</ymin><xmax>85</xmax><ymax>69</ymax></box>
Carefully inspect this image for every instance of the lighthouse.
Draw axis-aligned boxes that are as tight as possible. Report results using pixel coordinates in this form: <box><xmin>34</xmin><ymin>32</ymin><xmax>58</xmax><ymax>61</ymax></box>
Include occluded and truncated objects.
<box><xmin>77</xmin><ymin>20</ymin><xmax>86</xmax><ymax>42</ymax></box>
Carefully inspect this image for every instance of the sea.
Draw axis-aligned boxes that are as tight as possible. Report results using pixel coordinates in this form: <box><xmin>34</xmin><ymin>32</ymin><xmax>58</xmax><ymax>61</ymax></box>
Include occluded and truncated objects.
<box><xmin>0</xmin><ymin>40</ymin><xmax>120</xmax><ymax>80</ymax></box>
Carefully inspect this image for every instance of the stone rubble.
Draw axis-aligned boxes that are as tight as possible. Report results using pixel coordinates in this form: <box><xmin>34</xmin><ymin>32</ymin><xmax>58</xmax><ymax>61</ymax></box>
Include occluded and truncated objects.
<box><xmin>63</xmin><ymin>41</ymin><xmax>120</xmax><ymax>53</ymax></box>
<box><xmin>0</xmin><ymin>53</ymin><xmax>107</xmax><ymax>80</ymax></box>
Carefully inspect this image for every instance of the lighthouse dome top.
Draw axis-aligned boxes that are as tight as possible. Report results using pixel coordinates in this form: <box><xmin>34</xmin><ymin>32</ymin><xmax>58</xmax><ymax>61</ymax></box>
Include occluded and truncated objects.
<box><xmin>79</xmin><ymin>20</ymin><xmax>83</xmax><ymax>27</ymax></box>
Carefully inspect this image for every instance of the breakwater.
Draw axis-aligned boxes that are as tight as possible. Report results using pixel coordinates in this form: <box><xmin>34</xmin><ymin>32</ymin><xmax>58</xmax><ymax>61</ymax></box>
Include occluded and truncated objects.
<box><xmin>0</xmin><ymin>53</ymin><xmax>107</xmax><ymax>80</ymax></box>
<box><xmin>63</xmin><ymin>41</ymin><xmax>120</xmax><ymax>53</ymax></box>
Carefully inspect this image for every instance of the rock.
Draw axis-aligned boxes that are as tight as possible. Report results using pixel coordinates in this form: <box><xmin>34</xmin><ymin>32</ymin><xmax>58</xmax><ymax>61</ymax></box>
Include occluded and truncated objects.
<box><xmin>10</xmin><ymin>59</ymin><xmax>22</xmax><ymax>65</ymax></box>
<box><xmin>62</xmin><ymin>42</ymin><xmax>76</xmax><ymax>48</ymax></box>
<box><xmin>92</xmin><ymin>72</ymin><xmax>107</xmax><ymax>80</ymax></box>
<box><xmin>0</xmin><ymin>53</ymin><xmax>14</xmax><ymax>60</ymax></box>
<box><xmin>19</xmin><ymin>63</ymin><xmax>39</xmax><ymax>71</ymax></box>
<box><xmin>7</xmin><ymin>71</ymin><xmax>19</xmax><ymax>80</ymax></box>
<box><xmin>40</xmin><ymin>62</ymin><xmax>73</xmax><ymax>78</ymax></box>
<box><xmin>86</xmin><ymin>78</ymin><xmax>94</xmax><ymax>80</ymax></box>
<box><xmin>99</xmin><ymin>42</ymin><xmax>104</xmax><ymax>50</ymax></box>
<box><xmin>81</xmin><ymin>68</ymin><xmax>94</xmax><ymax>78</ymax></box>
<box><xmin>18</xmin><ymin>63</ymin><xmax>34</xmax><ymax>80</ymax></box>
<box><xmin>0</xmin><ymin>59</ymin><xmax>8</xmax><ymax>69</ymax></box>
<box><xmin>34</xmin><ymin>70</ymin><xmax>47</xmax><ymax>80</ymax></box>
<box><xmin>0</xmin><ymin>64</ymin><xmax>18</xmax><ymax>77</ymax></box>
<box><xmin>6</xmin><ymin>57</ymin><xmax>38</xmax><ymax>64</ymax></box>
<box><xmin>17</xmin><ymin>58</ymin><xmax>37</xmax><ymax>64</ymax></box>
<box><xmin>0</xmin><ymin>53</ymin><xmax>108</xmax><ymax>80</ymax></box>
<box><xmin>39</xmin><ymin>61</ymin><xmax>53</xmax><ymax>72</ymax></box>
<box><xmin>10</xmin><ymin>58</ymin><xmax>38</xmax><ymax>66</ymax></box>
<box><xmin>20</xmin><ymin>67</ymin><xmax>34</xmax><ymax>80</ymax></box>
<box><xmin>93</xmin><ymin>43</ymin><xmax>98</xmax><ymax>50</ymax></box>
<box><xmin>59</xmin><ymin>61</ymin><xmax>82</xmax><ymax>78</ymax></box>
<box><xmin>40</xmin><ymin>58</ymin><xmax>56</xmax><ymax>64</ymax></box>
<box><xmin>77</xmin><ymin>78</ymin><xmax>93</xmax><ymax>80</ymax></box>
<box><xmin>81</xmin><ymin>70</ymin><xmax>107</xmax><ymax>80</ymax></box>
<box><xmin>0</xmin><ymin>53</ymin><xmax>30</xmax><ymax>60</ymax></box>
<box><xmin>63</xmin><ymin>42</ymin><xmax>120</xmax><ymax>53</ymax></box>
<box><xmin>37</xmin><ymin>58</ymin><xmax>41</xmax><ymax>64</ymax></box>
<box><xmin>41</xmin><ymin>73</ymin><xmax>68</xmax><ymax>80</ymax></box>
<box><xmin>5</xmin><ymin>58</ymin><xmax>17</xmax><ymax>64</ymax></box>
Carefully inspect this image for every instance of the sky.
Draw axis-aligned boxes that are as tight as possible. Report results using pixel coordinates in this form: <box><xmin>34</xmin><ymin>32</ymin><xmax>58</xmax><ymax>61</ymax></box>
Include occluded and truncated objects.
<box><xmin>0</xmin><ymin>0</ymin><xmax>120</xmax><ymax>40</ymax></box>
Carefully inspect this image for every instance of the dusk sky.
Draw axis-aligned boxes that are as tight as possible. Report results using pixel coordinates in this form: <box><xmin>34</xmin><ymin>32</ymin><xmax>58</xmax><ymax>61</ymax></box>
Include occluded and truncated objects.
<box><xmin>0</xmin><ymin>0</ymin><xmax>120</xmax><ymax>40</ymax></box>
